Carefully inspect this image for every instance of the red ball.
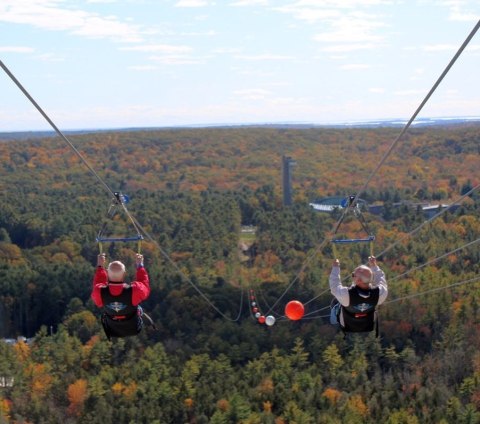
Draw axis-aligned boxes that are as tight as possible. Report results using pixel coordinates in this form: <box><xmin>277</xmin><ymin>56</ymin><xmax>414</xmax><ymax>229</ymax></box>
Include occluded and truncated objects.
<box><xmin>258</xmin><ymin>315</ymin><xmax>266</xmax><ymax>324</ymax></box>
<box><xmin>285</xmin><ymin>300</ymin><xmax>304</xmax><ymax>321</ymax></box>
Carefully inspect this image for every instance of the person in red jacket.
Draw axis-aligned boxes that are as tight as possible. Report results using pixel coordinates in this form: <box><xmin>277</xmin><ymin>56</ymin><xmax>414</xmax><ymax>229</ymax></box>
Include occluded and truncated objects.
<box><xmin>92</xmin><ymin>253</ymin><xmax>151</xmax><ymax>340</ymax></box>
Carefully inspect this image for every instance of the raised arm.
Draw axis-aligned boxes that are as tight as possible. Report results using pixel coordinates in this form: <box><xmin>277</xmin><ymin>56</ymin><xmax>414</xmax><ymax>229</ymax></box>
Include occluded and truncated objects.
<box><xmin>131</xmin><ymin>254</ymin><xmax>151</xmax><ymax>306</ymax></box>
<box><xmin>91</xmin><ymin>253</ymin><xmax>108</xmax><ymax>307</ymax></box>
<box><xmin>329</xmin><ymin>259</ymin><xmax>350</xmax><ymax>307</ymax></box>
<box><xmin>368</xmin><ymin>256</ymin><xmax>388</xmax><ymax>305</ymax></box>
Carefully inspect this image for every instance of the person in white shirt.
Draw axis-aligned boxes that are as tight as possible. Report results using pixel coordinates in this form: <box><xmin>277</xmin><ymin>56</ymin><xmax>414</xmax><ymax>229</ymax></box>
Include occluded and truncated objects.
<box><xmin>329</xmin><ymin>256</ymin><xmax>387</xmax><ymax>334</ymax></box>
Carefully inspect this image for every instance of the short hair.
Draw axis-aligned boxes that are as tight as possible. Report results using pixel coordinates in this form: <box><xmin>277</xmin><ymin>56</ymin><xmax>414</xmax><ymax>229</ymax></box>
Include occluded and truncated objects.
<box><xmin>353</xmin><ymin>265</ymin><xmax>373</xmax><ymax>283</ymax></box>
<box><xmin>107</xmin><ymin>261</ymin><xmax>126</xmax><ymax>282</ymax></box>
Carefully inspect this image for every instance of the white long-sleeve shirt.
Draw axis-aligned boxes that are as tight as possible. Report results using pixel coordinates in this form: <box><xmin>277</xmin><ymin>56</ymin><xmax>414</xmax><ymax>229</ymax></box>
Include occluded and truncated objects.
<box><xmin>329</xmin><ymin>264</ymin><xmax>388</xmax><ymax>307</ymax></box>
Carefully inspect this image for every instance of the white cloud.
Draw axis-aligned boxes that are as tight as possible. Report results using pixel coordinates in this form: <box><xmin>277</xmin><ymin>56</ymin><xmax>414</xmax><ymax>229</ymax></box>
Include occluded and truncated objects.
<box><xmin>0</xmin><ymin>0</ymin><xmax>144</xmax><ymax>43</ymax></box>
<box><xmin>422</xmin><ymin>44</ymin><xmax>458</xmax><ymax>52</ymax></box>
<box><xmin>0</xmin><ymin>46</ymin><xmax>34</xmax><ymax>53</ymax></box>
<box><xmin>120</xmin><ymin>44</ymin><xmax>193</xmax><ymax>53</ymax></box>
<box><xmin>229</xmin><ymin>0</ymin><xmax>269</xmax><ymax>6</ymax></box>
<box><xmin>369</xmin><ymin>87</ymin><xmax>385</xmax><ymax>93</ymax></box>
<box><xmin>180</xmin><ymin>30</ymin><xmax>217</xmax><ymax>36</ymax></box>
<box><xmin>236</xmin><ymin>68</ymin><xmax>275</xmax><ymax>77</ymax></box>
<box><xmin>149</xmin><ymin>54</ymin><xmax>205</xmax><ymax>65</ymax></box>
<box><xmin>449</xmin><ymin>11</ymin><xmax>479</xmax><ymax>21</ymax></box>
<box><xmin>394</xmin><ymin>89</ymin><xmax>425</xmax><ymax>96</ymax></box>
<box><xmin>234</xmin><ymin>54</ymin><xmax>294</xmax><ymax>61</ymax></box>
<box><xmin>439</xmin><ymin>0</ymin><xmax>480</xmax><ymax>21</ymax></box>
<box><xmin>409</xmin><ymin>68</ymin><xmax>425</xmax><ymax>81</ymax></box>
<box><xmin>128</xmin><ymin>65</ymin><xmax>158</xmax><ymax>71</ymax></box>
<box><xmin>444</xmin><ymin>89</ymin><xmax>459</xmax><ymax>95</ymax></box>
<box><xmin>175</xmin><ymin>0</ymin><xmax>210</xmax><ymax>7</ymax></box>
<box><xmin>321</xmin><ymin>43</ymin><xmax>377</xmax><ymax>52</ymax></box>
<box><xmin>340</xmin><ymin>63</ymin><xmax>370</xmax><ymax>70</ymax></box>
<box><xmin>275</xmin><ymin>2</ymin><xmax>388</xmax><ymax>54</ymax></box>
<box><xmin>213</xmin><ymin>47</ymin><xmax>243</xmax><ymax>54</ymax></box>
<box><xmin>233</xmin><ymin>88</ymin><xmax>271</xmax><ymax>100</ymax></box>
<box><xmin>314</xmin><ymin>15</ymin><xmax>385</xmax><ymax>44</ymax></box>
<box><xmin>35</xmin><ymin>53</ymin><xmax>64</xmax><ymax>62</ymax></box>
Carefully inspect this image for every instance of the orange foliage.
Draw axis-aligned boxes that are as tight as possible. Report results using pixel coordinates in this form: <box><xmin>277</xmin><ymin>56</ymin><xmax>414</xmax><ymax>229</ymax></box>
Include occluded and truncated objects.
<box><xmin>112</xmin><ymin>382</ymin><xmax>125</xmax><ymax>396</ymax></box>
<box><xmin>123</xmin><ymin>382</ymin><xmax>138</xmax><ymax>400</ymax></box>
<box><xmin>452</xmin><ymin>300</ymin><xmax>462</xmax><ymax>314</ymax></box>
<box><xmin>257</xmin><ymin>377</ymin><xmax>274</xmax><ymax>395</ymax></box>
<box><xmin>263</xmin><ymin>401</ymin><xmax>272</xmax><ymax>413</ymax></box>
<box><xmin>111</xmin><ymin>381</ymin><xmax>137</xmax><ymax>400</ymax></box>
<box><xmin>382</xmin><ymin>320</ymin><xmax>413</xmax><ymax>339</ymax></box>
<box><xmin>402</xmin><ymin>383</ymin><xmax>421</xmax><ymax>395</ymax></box>
<box><xmin>322</xmin><ymin>387</ymin><xmax>342</xmax><ymax>405</ymax></box>
<box><xmin>191</xmin><ymin>183</ymin><xmax>208</xmax><ymax>191</ymax></box>
<box><xmin>184</xmin><ymin>398</ymin><xmax>194</xmax><ymax>409</ymax></box>
<box><xmin>0</xmin><ymin>243</ymin><xmax>24</xmax><ymax>265</ymax></box>
<box><xmin>214</xmin><ymin>260</ymin><xmax>226</xmax><ymax>276</ymax></box>
<box><xmin>26</xmin><ymin>363</ymin><xmax>53</xmax><ymax>400</ymax></box>
<box><xmin>86</xmin><ymin>334</ymin><xmax>100</xmax><ymax>348</ymax></box>
<box><xmin>471</xmin><ymin>389</ymin><xmax>480</xmax><ymax>409</ymax></box>
<box><xmin>67</xmin><ymin>379</ymin><xmax>88</xmax><ymax>417</ymax></box>
<box><xmin>13</xmin><ymin>340</ymin><xmax>30</xmax><ymax>363</ymax></box>
<box><xmin>347</xmin><ymin>394</ymin><xmax>369</xmax><ymax>417</ymax></box>
<box><xmin>170</xmin><ymin>251</ymin><xmax>193</xmax><ymax>261</ymax></box>
<box><xmin>0</xmin><ymin>398</ymin><xmax>11</xmax><ymax>421</ymax></box>
<box><xmin>217</xmin><ymin>398</ymin><xmax>229</xmax><ymax>412</ymax></box>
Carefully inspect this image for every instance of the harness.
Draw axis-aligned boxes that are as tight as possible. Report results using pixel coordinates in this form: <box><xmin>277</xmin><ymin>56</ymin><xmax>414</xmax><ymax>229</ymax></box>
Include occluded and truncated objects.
<box><xmin>100</xmin><ymin>286</ymin><xmax>143</xmax><ymax>340</ymax></box>
<box><xmin>336</xmin><ymin>286</ymin><xmax>380</xmax><ymax>337</ymax></box>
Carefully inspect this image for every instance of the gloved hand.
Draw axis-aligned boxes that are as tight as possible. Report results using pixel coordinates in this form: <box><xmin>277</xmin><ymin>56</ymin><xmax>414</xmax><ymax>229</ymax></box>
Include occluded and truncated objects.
<box><xmin>135</xmin><ymin>253</ymin><xmax>144</xmax><ymax>267</ymax></box>
<box><xmin>97</xmin><ymin>253</ymin><xmax>106</xmax><ymax>267</ymax></box>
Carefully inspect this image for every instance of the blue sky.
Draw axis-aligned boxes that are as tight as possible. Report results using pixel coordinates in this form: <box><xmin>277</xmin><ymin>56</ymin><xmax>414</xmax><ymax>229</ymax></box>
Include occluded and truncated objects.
<box><xmin>1</xmin><ymin>0</ymin><xmax>479</xmax><ymax>131</ymax></box>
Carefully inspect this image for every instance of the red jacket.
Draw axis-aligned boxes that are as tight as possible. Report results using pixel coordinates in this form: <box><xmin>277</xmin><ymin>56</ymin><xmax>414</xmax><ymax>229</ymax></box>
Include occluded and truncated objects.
<box><xmin>91</xmin><ymin>266</ymin><xmax>150</xmax><ymax>307</ymax></box>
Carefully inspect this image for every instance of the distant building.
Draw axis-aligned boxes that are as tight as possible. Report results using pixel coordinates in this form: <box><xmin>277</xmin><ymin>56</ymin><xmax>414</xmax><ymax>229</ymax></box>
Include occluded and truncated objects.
<box><xmin>282</xmin><ymin>155</ymin><xmax>296</xmax><ymax>206</ymax></box>
<box><xmin>309</xmin><ymin>200</ymin><xmax>459</xmax><ymax>218</ymax></box>
<box><xmin>367</xmin><ymin>202</ymin><xmax>459</xmax><ymax>218</ymax></box>
<box><xmin>1</xmin><ymin>336</ymin><xmax>30</xmax><ymax>345</ymax></box>
<box><xmin>419</xmin><ymin>203</ymin><xmax>459</xmax><ymax>218</ymax></box>
<box><xmin>309</xmin><ymin>196</ymin><xmax>368</xmax><ymax>212</ymax></box>
<box><xmin>0</xmin><ymin>376</ymin><xmax>14</xmax><ymax>388</ymax></box>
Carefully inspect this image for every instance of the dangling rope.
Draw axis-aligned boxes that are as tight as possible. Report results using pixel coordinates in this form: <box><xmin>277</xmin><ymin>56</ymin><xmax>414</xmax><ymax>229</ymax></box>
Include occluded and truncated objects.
<box><xmin>265</xmin><ymin>19</ymin><xmax>480</xmax><ymax>315</ymax></box>
<box><xmin>0</xmin><ymin>60</ymin><xmax>244</xmax><ymax>322</ymax></box>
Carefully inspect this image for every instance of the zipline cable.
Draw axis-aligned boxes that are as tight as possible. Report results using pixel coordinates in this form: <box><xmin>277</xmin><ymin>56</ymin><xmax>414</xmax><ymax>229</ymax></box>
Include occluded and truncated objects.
<box><xmin>266</xmin><ymin>19</ymin><xmax>480</xmax><ymax>315</ymax></box>
<box><xmin>129</xmin><ymin>214</ymin><xmax>246</xmax><ymax>321</ymax></box>
<box><xmin>384</xmin><ymin>274</ymin><xmax>480</xmax><ymax>305</ymax></box>
<box><xmin>376</xmin><ymin>182</ymin><xmax>480</xmax><ymax>259</ymax></box>
<box><xmin>286</xmin><ymin>234</ymin><xmax>480</xmax><ymax>320</ymax></box>
<box><xmin>0</xmin><ymin>60</ymin><xmax>244</xmax><ymax>322</ymax></box>
<box><xmin>388</xmin><ymin>236</ymin><xmax>480</xmax><ymax>284</ymax></box>
<box><xmin>0</xmin><ymin>61</ymin><xmax>116</xmax><ymax>201</ymax></box>
<box><xmin>345</xmin><ymin>18</ymin><xmax>480</xmax><ymax>212</ymax></box>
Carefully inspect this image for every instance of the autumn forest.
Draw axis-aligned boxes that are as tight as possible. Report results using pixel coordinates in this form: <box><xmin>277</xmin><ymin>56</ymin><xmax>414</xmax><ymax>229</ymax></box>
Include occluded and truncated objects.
<box><xmin>1</xmin><ymin>124</ymin><xmax>480</xmax><ymax>423</ymax></box>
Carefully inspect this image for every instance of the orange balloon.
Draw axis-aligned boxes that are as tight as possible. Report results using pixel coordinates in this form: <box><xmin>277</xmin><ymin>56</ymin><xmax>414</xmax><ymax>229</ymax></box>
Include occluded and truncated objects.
<box><xmin>285</xmin><ymin>300</ymin><xmax>304</xmax><ymax>320</ymax></box>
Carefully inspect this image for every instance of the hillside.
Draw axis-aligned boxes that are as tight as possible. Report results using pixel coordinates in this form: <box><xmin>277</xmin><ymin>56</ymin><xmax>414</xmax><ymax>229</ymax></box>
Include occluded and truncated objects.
<box><xmin>1</xmin><ymin>124</ymin><xmax>479</xmax><ymax>197</ymax></box>
<box><xmin>1</xmin><ymin>125</ymin><xmax>480</xmax><ymax>423</ymax></box>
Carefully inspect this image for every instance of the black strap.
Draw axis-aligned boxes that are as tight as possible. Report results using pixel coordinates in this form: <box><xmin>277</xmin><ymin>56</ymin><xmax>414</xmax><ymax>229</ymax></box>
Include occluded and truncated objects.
<box><xmin>142</xmin><ymin>311</ymin><xmax>157</xmax><ymax>330</ymax></box>
<box><xmin>101</xmin><ymin>313</ymin><xmax>111</xmax><ymax>341</ymax></box>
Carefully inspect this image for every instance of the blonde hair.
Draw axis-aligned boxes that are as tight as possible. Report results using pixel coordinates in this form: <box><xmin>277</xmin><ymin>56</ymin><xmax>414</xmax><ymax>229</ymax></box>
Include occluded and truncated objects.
<box><xmin>107</xmin><ymin>261</ymin><xmax>126</xmax><ymax>282</ymax></box>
